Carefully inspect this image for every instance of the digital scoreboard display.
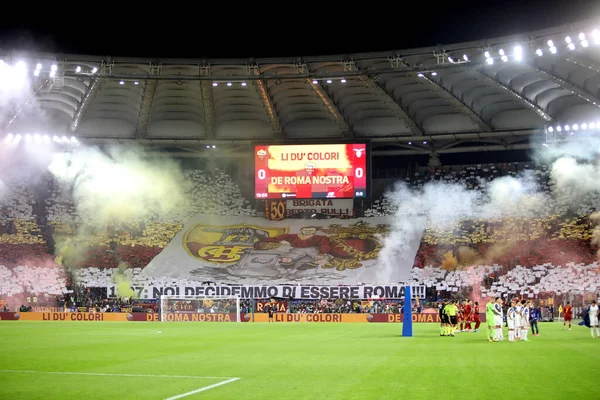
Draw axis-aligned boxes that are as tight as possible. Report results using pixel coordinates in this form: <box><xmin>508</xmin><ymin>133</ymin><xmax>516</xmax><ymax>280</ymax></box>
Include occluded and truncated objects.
<box><xmin>255</xmin><ymin>143</ymin><xmax>368</xmax><ymax>199</ymax></box>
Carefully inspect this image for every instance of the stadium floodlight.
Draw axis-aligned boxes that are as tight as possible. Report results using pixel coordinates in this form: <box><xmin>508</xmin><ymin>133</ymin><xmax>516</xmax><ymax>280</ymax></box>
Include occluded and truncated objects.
<box><xmin>448</xmin><ymin>56</ymin><xmax>454</xmax><ymax>63</ymax></box>
<box><xmin>417</xmin><ymin>73</ymin><xmax>424</xmax><ymax>77</ymax></box>
<box><xmin>486</xmin><ymin>57</ymin><xmax>494</xmax><ymax>64</ymax></box>
<box><xmin>119</xmin><ymin>81</ymin><xmax>124</xmax><ymax>85</ymax></box>
<box><xmin>556</xmin><ymin>126</ymin><xmax>562</xmax><ymax>132</ymax></box>
<box><xmin>513</xmin><ymin>45</ymin><xmax>523</xmax><ymax>61</ymax></box>
<box><xmin>25</xmin><ymin>134</ymin><xmax>32</xmax><ymax>143</ymax></box>
<box><xmin>43</xmin><ymin>135</ymin><xmax>50</xmax><ymax>144</ymax></box>
<box><xmin>49</xmin><ymin>64</ymin><xmax>57</xmax><ymax>78</ymax></box>
<box><xmin>581</xmin><ymin>40</ymin><xmax>589</xmax><ymax>47</ymax></box>
<box><xmin>463</xmin><ymin>54</ymin><xmax>469</xmax><ymax>61</ymax></box>
<box><xmin>4</xmin><ymin>133</ymin><xmax>12</xmax><ymax>143</ymax></box>
<box><xmin>565</xmin><ymin>36</ymin><xmax>572</xmax><ymax>44</ymax></box>
<box><xmin>312</xmin><ymin>80</ymin><xmax>318</xmax><ymax>84</ymax></box>
<box><xmin>134</xmin><ymin>81</ymin><xmax>138</xmax><ymax>85</ymax></box>
<box><xmin>340</xmin><ymin>78</ymin><xmax>346</xmax><ymax>83</ymax></box>
<box><xmin>159</xmin><ymin>295</ymin><xmax>241</xmax><ymax>322</ymax></box>
<box><xmin>212</xmin><ymin>82</ymin><xmax>217</xmax><ymax>86</ymax></box>
<box><xmin>590</xmin><ymin>122</ymin><xmax>596</xmax><ymax>129</ymax></box>
<box><xmin>547</xmin><ymin>126</ymin><xmax>554</xmax><ymax>133</ymax></box>
<box><xmin>431</xmin><ymin>72</ymin><xmax>437</xmax><ymax>76</ymax></box>
<box><xmin>91</xmin><ymin>67</ymin><xmax>98</xmax><ymax>73</ymax></box>
<box><xmin>326</xmin><ymin>79</ymin><xmax>332</xmax><ymax>83</ymax></box>
<box><xmin>567</xmin><ymin>43</ymin><xmax>575</xmax><ymax>50</ymax></box>
<box><xmin>241</xmin><ymin>82</ymin><xmax>247</xmax><ymax>86</ymax></box>
<box><xmin>536</xmin><ymin>48</ymin><xmax>543</xmax><ymax>56</ymax></box>
<box><xmin>33</xmin><ymin>134</ymin><xmax>41</xmax><ymax>143</ymax></box>
<box><xmin>75</xmin><ymin>66</ymin><xmax>81</xmax><ymax>73</ymax></box>
<box><xmin>226</xmin><ymin>82</ymin><xmax>232</xmax><ymax>86</ymax></box>
<box><xmin>484</xmin><ymin>51</ymin><xmax>491</xmax><ymax>58</ymax></box>
<box><xmin>582</xmin><ymin>123</ymin><xmax>587</xmax><ymax>129</ymax></box>
<box><xmin>572</xmin><ymin>124</ymin><xmax>579</xmax><ymax>130</ymax></box>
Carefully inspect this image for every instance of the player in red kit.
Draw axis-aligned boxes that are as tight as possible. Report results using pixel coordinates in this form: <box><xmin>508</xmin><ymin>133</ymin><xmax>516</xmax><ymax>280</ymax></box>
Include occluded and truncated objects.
<box><xmin>472</xmin><ymin>301</ymin><xmax>481</xmax><ymax>332</ymax></box>
<box><xmin>462</xmin><ymin>300</ymin><xmax>473</xmax><ymax>332</ymax></box>
<box><xmin>563</xmin><ymin>302</ymin><xmax>573</xmax><ymax>330</ymax></box>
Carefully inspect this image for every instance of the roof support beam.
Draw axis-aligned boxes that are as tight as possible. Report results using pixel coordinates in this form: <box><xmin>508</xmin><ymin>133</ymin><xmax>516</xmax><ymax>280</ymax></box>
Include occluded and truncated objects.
<box><xmin>526</xmin><ymin>61</ymin><xmax>600</xmax><ymax>110</ymax></box>
<box><xmin>139</xmin><ymin>142</ymin><xmax>534</xmax><ymax>158</ymax></box>
<box><xmin>4</xmin><ymin>79</ymin><xmax>50</xmax><ymax>129</ymax></box>
<box><xmin>296</xmin><ymin>62</ymin><xmax>353</xmax><ymax>139</ymax></box>
<box><xmin>344</xmin><ymin>60</ymin><xmax>422</xmax><ymax>135</ymax></box>
<box><xmin>135</xmin><ymin>63</ymin><xmax>160</xmax><ymax>139</ymax></box>
<box><xmin>418</xmin><ymin>73</ymin><xmax>492</xmax><ymax>132</ymax></box>
<box><xmin>248</xmin><ymin>64</ymin><xmax>282</xmax><ymax>139</ymax></box>
<box><xmin>470</xmin><ymin>67</ymin><xmax>554</xmax><ymax>122</ymax></box>
<box><xmin>199</xmin><ymin>65</ymin><xmax>215</xmax><ymax>141</ymax></box>
<box><xmin>70</xmin><ymin>76</ymin><xmax>103</xmax><ymax>133</ymax></box>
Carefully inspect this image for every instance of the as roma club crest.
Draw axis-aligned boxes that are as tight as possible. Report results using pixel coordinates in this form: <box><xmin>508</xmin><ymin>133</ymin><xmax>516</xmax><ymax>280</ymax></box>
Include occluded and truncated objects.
<box><xmin>305</xmin><ymin>163</ymin><xmax>316</xmax><ymax>174</ymax></box>
<box><xmin>256</xmin><ymin>149</ymin><xmax>267</xmax><ymax>160</ymax></box>
<box><xmin>183</xmin><ymin>224</ymin><xmax>287</xmax><ymax>263</ymax></box>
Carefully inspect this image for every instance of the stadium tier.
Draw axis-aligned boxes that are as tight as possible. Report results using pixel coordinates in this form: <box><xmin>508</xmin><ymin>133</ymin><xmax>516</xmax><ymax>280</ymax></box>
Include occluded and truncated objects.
<box><xmin>0</xmin><ymin>19</ymin><xmax>599</xmax><ymax>313</ymax></box>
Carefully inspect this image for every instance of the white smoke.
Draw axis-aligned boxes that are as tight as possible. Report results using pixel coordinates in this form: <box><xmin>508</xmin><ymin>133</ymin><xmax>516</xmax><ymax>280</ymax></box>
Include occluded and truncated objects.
<box><xmin>48</xmin><ymin>143</ymin><xmax>191</xmax><ymax>267</ymax></box>
<box><xmin>379</xmin><ymin>134</ymin><xmax>600</xmax><ymax>280</ymax></box>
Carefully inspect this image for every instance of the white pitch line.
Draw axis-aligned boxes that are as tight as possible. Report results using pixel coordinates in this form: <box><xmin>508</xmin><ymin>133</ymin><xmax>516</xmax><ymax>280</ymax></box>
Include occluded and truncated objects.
<box><xmin>0</xmin><ymin>370</ymin><xmax>235</xmax><ymax>379</ymax></box>
<box><xmin>163</xmin><ymin>378</ymin><xmax>240</xmax><ymax>400</ymax></box>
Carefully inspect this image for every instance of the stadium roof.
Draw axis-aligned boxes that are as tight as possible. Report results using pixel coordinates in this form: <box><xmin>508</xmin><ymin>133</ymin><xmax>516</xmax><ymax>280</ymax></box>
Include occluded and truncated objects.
<box><xmin>1</xmin><ymin>18</ymin><xmax>600</xmax><ymax>159</ymax></box>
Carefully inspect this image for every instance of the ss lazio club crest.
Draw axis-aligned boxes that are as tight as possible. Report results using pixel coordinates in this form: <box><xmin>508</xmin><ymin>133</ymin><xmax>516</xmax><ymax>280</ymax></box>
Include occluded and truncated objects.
<box><xmin>305</xmin><ymin>163</ymin><xmax>316</xmax><ymax>174</ymax></box>
<box><xmin>353</xmin><ymin>148</ymin><xmax>364</xmax><ymax>158</ymax></box>
<box><xmin>256</xmin><ymin>149</ymin><xmax>267</xmax><ymax>160</ymax></box>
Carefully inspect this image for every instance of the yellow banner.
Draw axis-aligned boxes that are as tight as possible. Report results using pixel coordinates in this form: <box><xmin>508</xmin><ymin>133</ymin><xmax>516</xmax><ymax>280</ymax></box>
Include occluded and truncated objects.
<box><xmin>17</xmin><ymin>312</ymin><xmax>128</xmax><ymax>321</ymax></box>
<box><xmin>253</xmin><ymin>313</ymin><xmax>368</xmax><ymax>323</ymax></box>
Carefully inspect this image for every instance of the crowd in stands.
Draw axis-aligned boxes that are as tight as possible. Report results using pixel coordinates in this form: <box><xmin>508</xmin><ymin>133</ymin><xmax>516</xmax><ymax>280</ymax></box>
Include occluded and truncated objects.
<box><xmin>1</xmin><ymin>162</ymin><xmax>599</xmax><ymax>309</ymax></box>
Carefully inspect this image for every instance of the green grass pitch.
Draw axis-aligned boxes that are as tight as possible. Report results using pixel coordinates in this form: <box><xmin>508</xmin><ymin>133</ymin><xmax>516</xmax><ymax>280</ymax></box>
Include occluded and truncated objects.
<box><xmin>0</xmin><ymin>321</ymin><xmax>598</xmax><ymax>399</ymax></box>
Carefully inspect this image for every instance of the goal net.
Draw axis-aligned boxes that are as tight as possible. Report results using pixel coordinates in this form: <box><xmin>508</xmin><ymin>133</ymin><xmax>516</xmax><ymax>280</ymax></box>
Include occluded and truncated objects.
<box><xmin>159</xmin><ymin>295</ymin><xmax>242</xmax><ymax>322</ymax></box>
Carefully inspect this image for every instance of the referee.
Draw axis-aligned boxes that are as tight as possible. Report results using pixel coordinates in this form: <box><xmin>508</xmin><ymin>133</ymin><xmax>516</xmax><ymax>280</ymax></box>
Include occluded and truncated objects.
<box><xmin>444</xmin><ymin>300</ymin><xmax>459</xmax><ymax>337</ymax></box>
<box><xmin>439</xmin><ymin>300</ymin><xmax>448</xmax><ymax>336</ymax></box>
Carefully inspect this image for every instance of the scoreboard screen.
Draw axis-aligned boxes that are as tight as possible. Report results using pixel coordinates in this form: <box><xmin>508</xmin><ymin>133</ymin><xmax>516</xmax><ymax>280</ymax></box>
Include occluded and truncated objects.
<box><xmin>254</xmin><ymin>143</ymin><xmax>368</xmax><ymax>199</ymax></box>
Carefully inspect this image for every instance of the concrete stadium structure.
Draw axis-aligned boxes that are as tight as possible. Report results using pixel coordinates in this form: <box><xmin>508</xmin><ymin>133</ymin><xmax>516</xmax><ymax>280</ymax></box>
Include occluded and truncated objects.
<box><xmin>1</xmin><ymin>18</ymin><xmax>599</xmax><ymax>163</ymax></box>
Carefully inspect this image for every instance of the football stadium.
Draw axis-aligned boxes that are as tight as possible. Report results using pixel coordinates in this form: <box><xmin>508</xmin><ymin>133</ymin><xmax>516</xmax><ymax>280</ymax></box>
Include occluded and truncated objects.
<box><xmin>1</xmin><ymin>13</ymin><xmax>600</xmax><ymax>400</ymax></box>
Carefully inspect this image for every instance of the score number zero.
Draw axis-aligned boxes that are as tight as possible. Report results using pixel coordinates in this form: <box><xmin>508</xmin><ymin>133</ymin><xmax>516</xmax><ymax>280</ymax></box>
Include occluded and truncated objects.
<box><xmin>257</xmin><ymin>168</ymin><xmax>363</xmax><ymax>179</ymax></box>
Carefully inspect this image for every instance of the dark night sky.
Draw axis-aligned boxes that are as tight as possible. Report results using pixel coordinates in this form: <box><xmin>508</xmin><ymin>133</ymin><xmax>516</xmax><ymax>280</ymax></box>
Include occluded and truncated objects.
<box><xmin>0</xmin><ymin>0</ymin><xmax>599</xmax><ymax>59</ymax></box>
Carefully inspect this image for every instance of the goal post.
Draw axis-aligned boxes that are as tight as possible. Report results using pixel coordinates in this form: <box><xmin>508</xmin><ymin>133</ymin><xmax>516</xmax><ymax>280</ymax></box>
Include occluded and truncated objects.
<box><xmin>159</xmin><ymin>295</ymin><xmax>242</xmax><ymax>322</ymax></box>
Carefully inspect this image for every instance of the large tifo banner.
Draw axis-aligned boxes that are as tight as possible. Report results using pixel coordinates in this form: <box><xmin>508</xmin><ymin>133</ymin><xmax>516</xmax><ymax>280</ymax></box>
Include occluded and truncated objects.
<box><xmin>141</xmin><ymin>215</ymin><xmax>425</xmax><ymax>285</ymax></box>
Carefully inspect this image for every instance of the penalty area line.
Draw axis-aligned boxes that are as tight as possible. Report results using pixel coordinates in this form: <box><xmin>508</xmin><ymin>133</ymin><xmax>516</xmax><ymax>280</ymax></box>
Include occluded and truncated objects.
<box><xmin>0</xmin><ymin>370</ymin><xmax>236</xmax><ymax>380</ymax></box>
<box><xmin>163</xmin><ymin>377</ymin><xmax>241</xmax><ymax>400</ymax></box>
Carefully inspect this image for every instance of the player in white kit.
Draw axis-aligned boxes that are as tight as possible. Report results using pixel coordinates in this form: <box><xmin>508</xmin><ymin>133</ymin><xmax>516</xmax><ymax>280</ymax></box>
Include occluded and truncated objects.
<box><xmin>506</xmin><ymin>300</ymin><xmax>517</xmax><ymax>341</ymax></box>
<box><xmin>589</xmin><ymin>300</ymin><xmax>599</xmax><ymax>338</ymax></box>
<box><xmin>513</xmin><ymin>300</ymin><xmax>522</xmax><ymax>340</ymax></box>
<box><xmin>520</xmin><ymin>300</ymin><xmax>530</xmax><ymax>341</ymax></box>
<box><xmin>494</xmin><ymin>298</ymin><xmax>504</xmax><ymax>341</ymax></box>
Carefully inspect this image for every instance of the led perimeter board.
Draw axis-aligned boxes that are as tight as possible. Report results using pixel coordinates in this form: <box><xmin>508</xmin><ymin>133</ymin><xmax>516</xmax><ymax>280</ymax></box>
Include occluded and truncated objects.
<box><xmin>254</xmin><ymin>143</ymin><xmax>369</xmax><ymax>199</ymax></box>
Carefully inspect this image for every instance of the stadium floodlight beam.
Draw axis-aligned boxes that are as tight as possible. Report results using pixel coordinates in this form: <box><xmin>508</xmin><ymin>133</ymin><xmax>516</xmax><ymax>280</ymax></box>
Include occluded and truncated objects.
<box><xmin>593</xmin><ymin>29</ymin><xmax>600</xmax><ymax>45</ymax></box>
<box><xmin>513</xmin><ymin>45</ymin><xmax>523</xmax><ymax>61</ymax></box>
